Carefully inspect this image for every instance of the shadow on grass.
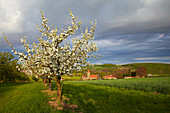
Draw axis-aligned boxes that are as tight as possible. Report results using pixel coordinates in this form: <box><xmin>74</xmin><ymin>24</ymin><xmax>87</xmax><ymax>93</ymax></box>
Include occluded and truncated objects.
<box><xmin>0</xmin><ymin>82</ymin><xmax>33</xmax><ymax>95</ymax></box>
<box><xmin>0</xmin><ymin>82</ymin><xmax>58</xmax><ymax>113</ymax></box>
<box><xmin>51</xmin><ymin>82</ymin><xmax>170</xmax><ymax>113</ymax></box>
<box><xmin>62</xmin><ymin>83</ymin><xmax>121</xmax><ymax>113</ymax></box>
<box><xmin>0</xmin><ymin>82</ymin><xmax>33</xmax><ymax>86</ymax></box>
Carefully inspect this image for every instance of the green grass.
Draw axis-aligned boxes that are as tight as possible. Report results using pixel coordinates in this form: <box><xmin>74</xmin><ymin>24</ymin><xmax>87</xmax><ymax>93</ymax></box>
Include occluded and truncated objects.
<box><xmin>0</xmin><ymin>82</ymin><xmax>58</xmax><ymax>113</ymax></box>
<box><xmin>66</xmin><ymin>77</ymin><xmax>170</xmax><ymax>94</ymax></box>
<box><xmin>152</xmin><ymin>74</ymin><xmax>170</xmax><ymax>77</ymax></box>
<box><xmin>0</xmin><ymin>79</ymin><xmax>170</xmax><ymax>113</ymax></box>
<box><xmin>62</xmin><ymin>83</ymin><xmax>170</xmax><ymax>113</ymax></box>
<box><xmin>62</xmin><ymin>76</ymin><xmax>82</xmax><ymax>81</ymax></box>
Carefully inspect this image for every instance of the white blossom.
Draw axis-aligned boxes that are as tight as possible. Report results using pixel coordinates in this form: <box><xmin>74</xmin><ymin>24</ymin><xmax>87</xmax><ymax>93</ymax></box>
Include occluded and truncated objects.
<box><xmin>14</xmin><ymin>51</ymin><xmax>17</xmax><ymax>55</ymax></box>
<box><xmin>20</xmin><ymin>39</ymin><xmax>23</xmax><ymax>43</ymax></box>
<box><xmin>3</xmin><ymin>9</ymin><xmax>100</xmax><ymax>79</ymax></box>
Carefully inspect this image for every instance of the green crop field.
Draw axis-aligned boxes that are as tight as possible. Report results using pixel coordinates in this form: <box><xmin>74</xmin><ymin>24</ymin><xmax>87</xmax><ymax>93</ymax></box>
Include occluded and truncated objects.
<box><xmin>67</xmin><ymin>77</ymin><xmax>170</xmax><ymax>94</ymax></box>
<box><xmin>0</xmin><ymin>77</ymin><xmax>170</xmax><ymax>113</ymax></box>
<box><xmin>62</xmin><ymin>83</ymin><xmax>170</xmax><ymax>113</ymax></box>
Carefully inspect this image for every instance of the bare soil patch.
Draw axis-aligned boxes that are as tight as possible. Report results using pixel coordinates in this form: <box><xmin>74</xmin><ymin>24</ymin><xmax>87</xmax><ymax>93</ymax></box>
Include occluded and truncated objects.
<box><xmin>41</xmin><ymin>89</ymin><xmax>80</xmax><ymax>112</ymax></box>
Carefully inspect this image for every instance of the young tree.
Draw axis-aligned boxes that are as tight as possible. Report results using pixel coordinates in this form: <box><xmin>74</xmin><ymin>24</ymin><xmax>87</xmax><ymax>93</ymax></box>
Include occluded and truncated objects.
<box><xmin>159</xmin><ymin>70</ymin><xmax>164</xmax><ymax>75</ymax></box>
<box><xmin>128</xmin><ymin>67</ymin><xmax>131</xmax><ymax>76</ymax></box>
<box><xmin>100</xmin><ymin>71</ymin><xmax>106</xmax><ymax>78</ymax></box>
<box><xmin>0</xmin><ymin>51</ymin><xmax>14</xmax><ymax>82</ymax></box>
<box><xmin>4</xmin><ymin>9</ymin><xmax>100</xmax><ymax>103</ymax></box>
<box><xmin>116</xmin><ymin>70</ymin><xmax>124</xmax><ymax>79</ymax></box>
<box><xmin>136</xmin><ymin>67</ymin><xmax>147</xmax><ymax>77</ymax></box>
<box><xmin>0</xmin><ymin>51</ymin><xmax>20</xmax><ymax>82</ymax></box>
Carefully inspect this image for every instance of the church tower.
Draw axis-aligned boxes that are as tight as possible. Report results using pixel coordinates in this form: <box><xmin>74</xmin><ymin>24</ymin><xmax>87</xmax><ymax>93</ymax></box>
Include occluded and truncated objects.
<box><xmin>87</xmin><ymin>70</ymin><xmax>90</xmax><ymax>79</ymax></box>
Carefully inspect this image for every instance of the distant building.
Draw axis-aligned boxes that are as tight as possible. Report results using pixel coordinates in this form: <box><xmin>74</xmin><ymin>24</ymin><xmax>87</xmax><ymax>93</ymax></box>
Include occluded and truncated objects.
<box><xmin>124</xmin><ymin>76</ymin><xmax>133</xmax><ymax>79</ymax></box>
<box><xmin>82</xmin><ymin>75</ymin><xmax>87</xmax><ymax>80</ymax></box>
<box><xmin>147</xmin><ymin>74</ymin><xmax>154</xmax><ymax>77</ymax></box>
<box><xmin>20</xmin><ymin>70</ymin><xmax>33</xmax><ymax>76</ymax></box>
<box><xmin>82</xmin><ymin>70</ymin><xmax>98</xmax><ymax>80</ymax></box>
<box><xmin>87</xmin><ymin>70</ymin><xmax>90</xmax><ymax>79</ymax></box>
<box><xmin>89</xmin><ymin>75</ymin><xmax>98</xmax><ymax>80</ymax></box>
<box><xmin>103</xmin><ymin>75</ymin><xmax>116</xmax><ymax>79</ymax></box>
<box><xmin>118</xmin><ymin>67</ymin><xmax>130</xmax><ymax>70</ymax></box>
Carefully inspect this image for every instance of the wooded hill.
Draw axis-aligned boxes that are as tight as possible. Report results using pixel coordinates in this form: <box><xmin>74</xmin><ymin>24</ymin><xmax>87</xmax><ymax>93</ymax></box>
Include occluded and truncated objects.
<box><xmin>92</xmin><ymin>63</ymin><xmax>170</xmax><ymax>74</ymax></box>
<box><xmin>123</xmin><ymin>63</ymin><xmax>170</xmax><ymax>74</ymax></box>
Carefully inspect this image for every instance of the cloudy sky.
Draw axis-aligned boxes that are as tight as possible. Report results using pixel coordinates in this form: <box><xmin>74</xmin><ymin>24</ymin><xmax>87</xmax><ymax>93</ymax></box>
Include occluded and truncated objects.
<box><xmin>0</xmin><ymin>0</ymin><xmax>170</xmax><ymax>65</ymax></box>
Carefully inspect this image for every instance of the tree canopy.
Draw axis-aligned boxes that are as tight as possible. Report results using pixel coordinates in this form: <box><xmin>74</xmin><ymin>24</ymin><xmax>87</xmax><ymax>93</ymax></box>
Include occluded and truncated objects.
<box><xmin>0</xmin><ymin>51</ymin><xmax>29</xmax><ymax>82</ymax></box>
<box><xmin>4</xmin><ymin>9</ymin><xmax>99</xmax><ymax>78</ymax></box>
<box><xmin>3</xmin><ymin>9</ymin><xmax>100</xmax><ymax>103</ymax></box>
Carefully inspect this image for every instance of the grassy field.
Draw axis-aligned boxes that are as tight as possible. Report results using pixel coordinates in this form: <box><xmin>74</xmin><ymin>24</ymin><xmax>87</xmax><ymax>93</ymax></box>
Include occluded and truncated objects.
<box><xmin>67</xmin><ymin>77</ymin><xmax>170</xmax><ymax>94</ymax></box>
<box><xmin>0</xmin><ymin>82</ymin><xmax>57</xmax><ymax>113</ymax></box>
<box><xmin>62</xmin><ymin>83</ymin><xmax>170</xmax><ymax>113</ymax></box>
<box><xmin>0</xmin><ymin>77</ymin><xmax>170</xmax><ymax>113</ymax></box>
<box><xmin>62</xmin><ymin>75</ymin><xmax>82</xmax><ymax>81</ymax></box>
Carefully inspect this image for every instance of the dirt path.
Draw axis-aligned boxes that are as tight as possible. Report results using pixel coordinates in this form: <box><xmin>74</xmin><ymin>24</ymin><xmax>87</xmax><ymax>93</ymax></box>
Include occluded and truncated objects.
<box><xmin>41</xmin><ymin>90</ymin><xmax>81</xmax><ymax>112</ymax></box>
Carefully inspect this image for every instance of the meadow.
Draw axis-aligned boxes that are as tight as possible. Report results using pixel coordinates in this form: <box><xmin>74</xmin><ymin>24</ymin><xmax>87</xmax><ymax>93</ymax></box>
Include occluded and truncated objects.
<box><xmin>0</xmin><ymin>77</ymin><xmax>170</xmax><ymax>113</ymax></box>
<box><xmin>0</xmin><ymin>82</ymin><xmax>56</xmax><ymax>113</ymax></box>
<box><xmin>67</xmin><ymin>77</ymin><xmax>170</xmax><ymax>94</ymax></box>
<box><xmin>62</xmin><ymin>83</ymin><xmax>170</xmax><ymax>113</ymax></box>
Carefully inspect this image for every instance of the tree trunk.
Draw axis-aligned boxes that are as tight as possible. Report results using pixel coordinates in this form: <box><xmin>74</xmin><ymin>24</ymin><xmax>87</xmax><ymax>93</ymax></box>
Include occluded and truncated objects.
<box><xmin>56</xmin><ymin>76</ymin><xmax>62</xmax><ymax>103</ymax></box>
<box><xmin>43</xmin><ymin>78</ymin><xmax>44</xmax><ymax>84</ymax></box>
<box><xmin>44</xmin><ymin>78</ymin><xmax>47</xmax><ymax>87</ymax></box>
<box><xmin>9</xmin><ymin>77</ymin><xmax>11</xmax><ymax>82</ymax></box>
<box><xmin>24</xmin><ymin>75</ymin><xmax>25</xmax><ymax>82</ymax></box>
<box><xmin>1</xmin><ymin>77</ymin><xmax>3</xmax><ymax>83</ymax></box>
<box><xmin>13</xmin><ymin>77</ymin><xmax>15</xmax><ymax>82</ymax></box>
<box><xmin>49</xmin><ymin>78</ymin><xmax>51</xmax><ymax>91</ymax></box>
<box><xmin>5</xmin><ymin>76</ymin><xmax>7</xmax><ymax>83</ymax></box>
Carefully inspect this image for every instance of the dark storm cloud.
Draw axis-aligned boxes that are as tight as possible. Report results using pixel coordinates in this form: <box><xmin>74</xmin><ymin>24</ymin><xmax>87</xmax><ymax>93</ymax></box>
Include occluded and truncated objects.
<box><xmin>0</xmin><ymin>0</ymin><xmax>170</xmax><ymax>64</ymax></box>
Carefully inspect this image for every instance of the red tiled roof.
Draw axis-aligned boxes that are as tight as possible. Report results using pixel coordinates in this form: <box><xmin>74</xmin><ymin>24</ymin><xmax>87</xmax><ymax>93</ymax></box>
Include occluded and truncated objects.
<box><xmin>82</xmin><ymin>75</ymin><xmax>87</xmax><ymax>77</ymax></box>
<box><xmin>90</xmin><ymin>75</ymin><xmax>98</xmax><ymax>78</ymax></box>
<box><xmin>103</xmin><ymin>75</ymin><xmax>115</xmax><ymax>78</ymax></box>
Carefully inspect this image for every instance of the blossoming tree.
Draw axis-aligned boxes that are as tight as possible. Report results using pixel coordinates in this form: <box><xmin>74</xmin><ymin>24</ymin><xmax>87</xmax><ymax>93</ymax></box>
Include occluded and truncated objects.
<box><xmin>4</xmin><ymin>9</ymin><xmax>100</xmax><ymax>103</ymax></box>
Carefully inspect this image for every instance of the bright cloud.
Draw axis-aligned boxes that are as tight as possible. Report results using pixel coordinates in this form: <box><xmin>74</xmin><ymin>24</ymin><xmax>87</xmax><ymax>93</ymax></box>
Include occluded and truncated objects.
<box><xmin>134</xmin><ymin>56</ymin><xmax>170</xmax><ymax>60</ymax></box>
<box><xmin>0</xmin><ymin>0</ymin><xmax>22</xmax><ymax>33</ymax></box>
<box><xmin>95</xmin><ymin>39</ymin><xmax>123</xmax><ymax>48</ymax></box>
<box><xmin>147</xmin><ymin>34</ymin><xmax>165</xmax><ymax>42</ymax></box>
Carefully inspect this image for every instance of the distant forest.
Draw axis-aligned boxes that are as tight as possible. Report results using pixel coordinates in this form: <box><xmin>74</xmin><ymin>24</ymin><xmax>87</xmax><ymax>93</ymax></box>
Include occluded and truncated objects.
<box><xmin>88</xmin><ymin>63</ymin><xmax>170</xmax><ymax>75</ymax></box>
<box><xmin>71</xmin><ymin>63</ymin><xmax>168</xmax><ymax>79</ymax></box>
<box><xmin>124</xmin><ymin>63</ymin><xmax>170</xmax><ymax>74</ymax></box>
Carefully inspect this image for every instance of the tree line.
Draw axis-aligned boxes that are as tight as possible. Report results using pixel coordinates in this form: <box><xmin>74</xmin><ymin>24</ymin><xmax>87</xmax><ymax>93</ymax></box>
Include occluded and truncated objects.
<box><xmin>124</xmin><ymin>63</ymin><xmax>170</xmax><ymax>74</ymax></box>
<box><xmin>0</xmin><ymin>51</ymin><xmax>30</xmax><ymax>83</ymax></box>
<box><xmin>76</xmin><ymin>66</ymin><xmax>146</xmax><ymax>79</ymax></box>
